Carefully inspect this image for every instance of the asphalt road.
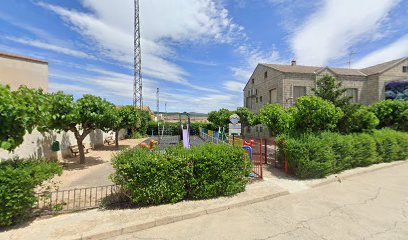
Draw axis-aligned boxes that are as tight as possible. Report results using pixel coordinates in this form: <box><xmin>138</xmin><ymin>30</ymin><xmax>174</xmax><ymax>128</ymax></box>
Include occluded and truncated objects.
<box><xmin>113</xmin><ymin>162</ymin><xmax>408</xmax><ymax>240</ymax></box>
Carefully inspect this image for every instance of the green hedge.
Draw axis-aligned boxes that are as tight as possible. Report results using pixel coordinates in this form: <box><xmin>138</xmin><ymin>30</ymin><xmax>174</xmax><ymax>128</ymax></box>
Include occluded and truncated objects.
<box><xmin>0</xmin><ymin>159</ymin><xmax>62</xmax><ymax>227</ymax></box>
<box><xmin>146</xmin><ymin>122</ymin><xmax>214</xmax><ymax>136</ymax></box>
<box><xmin>111</xmin><ymin>143</ymin><xmax>251</xmax><ymax>205</ymax></box>
<box><xmin>277</xmin><ymin>129</ymin><xmax>408</xmax><ymax>179</ymax></box>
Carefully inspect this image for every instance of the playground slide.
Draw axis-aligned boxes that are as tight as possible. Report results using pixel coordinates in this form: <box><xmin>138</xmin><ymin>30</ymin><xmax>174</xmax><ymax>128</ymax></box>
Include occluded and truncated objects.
<box><xmin>182</xmin><ymin>128</ymin><xmax>190</xmax><ymax>149</ymax></box>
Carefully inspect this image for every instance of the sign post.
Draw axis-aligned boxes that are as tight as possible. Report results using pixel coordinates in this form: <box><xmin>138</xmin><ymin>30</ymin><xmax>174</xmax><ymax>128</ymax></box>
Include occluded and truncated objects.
<box><xmin>228</xmin><ymin>114</ymin><xmax>241</xmax><ymax>139</ymax></box>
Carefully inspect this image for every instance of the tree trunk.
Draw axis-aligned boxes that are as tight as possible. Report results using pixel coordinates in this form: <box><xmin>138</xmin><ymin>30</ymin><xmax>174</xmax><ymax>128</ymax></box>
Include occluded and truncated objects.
<box><xmin>115</xmin><ymin>130</ymin><xmax>119</xmax><ymax>149</ymax></box>
<box><xmin>77</xmin><ymin>137</ymin><xmax>86</xmax><ymax>164</ymax></box>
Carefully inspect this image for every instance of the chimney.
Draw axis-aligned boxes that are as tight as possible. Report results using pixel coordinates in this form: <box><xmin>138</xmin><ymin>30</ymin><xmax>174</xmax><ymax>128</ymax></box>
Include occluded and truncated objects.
<box><xmin>291</xmin><ymin>59</ymin><xmax>296</xmax><ymax>66</ymax></box>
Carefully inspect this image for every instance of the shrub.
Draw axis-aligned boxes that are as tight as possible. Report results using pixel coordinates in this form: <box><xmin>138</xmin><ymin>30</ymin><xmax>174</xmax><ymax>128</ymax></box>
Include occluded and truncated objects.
<box><xmin>111</xmin><ymin>147</ymin><xmax>191</xmax><ymax>205</ymax></box>
<box><xmin>259</xmin><ymin>104</ymin><xmax>293</xmax><ymax>136</ymax></box>
<box><xmin>338</xmin><ymin>105</ymin><xmax>379</xmax><ymax>133</ymax></box>
<box><xmin>188</xmin><ymin>143</ymin><xmax>251</xmax><ymax>199</ymax></box>
<box><xmin>370</xmin><ymin>100</ymin><xmax>408</xmax><ymax>131</ymax></box>
<box><xmin>293</xmin><ymin>96</ymin><xmax>344</xmax><ymax>133</ymax></box>
<box><xmin>0</xmin><ymin>159</ymin><xmax>62</xmax><ymax>227</ymax></box>
<box><xmin>111</xmin><ymin>143</ymin><xmax>251</xmax><ymax>205</ymax></box>
<box><xmin>277</xmin><ymin>129</ymin><xmax>408</xmax><ymax>179</ymax></box>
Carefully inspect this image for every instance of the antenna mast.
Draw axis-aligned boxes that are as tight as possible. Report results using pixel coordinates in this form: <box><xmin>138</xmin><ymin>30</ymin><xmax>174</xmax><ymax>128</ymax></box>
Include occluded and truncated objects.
<box><xmin>133</xmin><ymin>0</ymin><xmax>143</xmax><ymax>107</ymax></box>
<box><xmin>156</xmin><ymin>88</ymin><xmax>160</xmax><ymax>114</ymax></box>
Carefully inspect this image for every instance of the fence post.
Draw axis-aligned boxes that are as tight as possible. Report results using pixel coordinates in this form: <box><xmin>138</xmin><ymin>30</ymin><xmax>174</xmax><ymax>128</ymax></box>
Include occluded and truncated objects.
<box><xmin>260</xmin><ymin>139</ymin><xmax>263</xmax><ymax>178</ymax></box>
<box><xmin>264</xmin><ymin>139</ymin><xmax>267</xmax><ymax>164</ymax></box>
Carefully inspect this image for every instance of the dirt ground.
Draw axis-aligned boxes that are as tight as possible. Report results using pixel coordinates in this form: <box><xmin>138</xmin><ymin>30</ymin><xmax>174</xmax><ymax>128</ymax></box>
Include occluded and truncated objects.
<box><xmin>44</xmin><ymin>138</ymin><xmax>147</xmax><ymax>191</ymax></box>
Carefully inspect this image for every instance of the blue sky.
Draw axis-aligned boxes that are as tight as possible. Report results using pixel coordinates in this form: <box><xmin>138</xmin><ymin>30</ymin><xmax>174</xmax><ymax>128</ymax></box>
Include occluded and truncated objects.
<box><xmin>0</xmin><ymin>0</ymin><xmax>407</xmax><ymax>113</ymax></box>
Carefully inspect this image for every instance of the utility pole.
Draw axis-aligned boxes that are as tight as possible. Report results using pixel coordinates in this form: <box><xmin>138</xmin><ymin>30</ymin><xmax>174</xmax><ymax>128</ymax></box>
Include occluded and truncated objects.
<box><xmin>133</xmin><ymin>0</ymin><xmax>143</xmax><ymax>107</ymax></box>
<box><xmin>156</xmin><ymin>88</ymin><xmax>160</xmax><ymax>114</ymax></box>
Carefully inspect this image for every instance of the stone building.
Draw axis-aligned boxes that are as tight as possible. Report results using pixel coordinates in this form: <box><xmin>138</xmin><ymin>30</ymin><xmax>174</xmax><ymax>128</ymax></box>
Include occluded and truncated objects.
<box><xmin>243</xmin><ymin>57</ymin><xmax>408</xmax><ymax>138</ymax></box>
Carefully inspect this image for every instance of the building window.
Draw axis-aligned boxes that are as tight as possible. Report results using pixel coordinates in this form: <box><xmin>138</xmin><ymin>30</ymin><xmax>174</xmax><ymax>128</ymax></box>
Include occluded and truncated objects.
<box><xmin>269</xmin><ymin>89</ymin><xmax>277</xmax><ymax>103</ymax></box>
<box><xmin>256</xmin><ymin>97</ymin><xmax>258</xmax><ymax>103</ymax></box>
<box><xmin>246</xmin><ymin>97</ymin><xmax>251</xmax><ymax>108</ymax></box>
<box><xmin>260</xmin><ymin>126</ymin><xmax>263</xmax><ymax>132</ymax></box>
<box><xmin>293</xmin><ymin>86</ymin><xmax>307</xmax><ymax>101</ymax></box>
<box><xmin>252</xmin><ymin>78</ymin><xmax>255</xmax><ymax>84</ymax></box>
<box><xmin>346</xmin><ymin>88</ymin><xmax>358</xmax><ymax>103</ymax></box>
<box><xmin>403</xmin><ymin>66</ymin><xmax>407</xmax><ymax>73</ymax></box>
<box><xmin>247</xmin><ymin>90</ymin><xmax>250</xmax><ymax>96</ymax></box>
<box><xmin>256</xmin><ymin>126</ymin><xmax>258</xmax><ymax>132</ymax></box>
<box><xmin>260</xmin><ymin>96</ymin><xmax>263</xmax><ymax>102</ymax></box>
<box><xmin>255</xmin><ymin>89</ymin><xmax>258</xmax><ymax>95</ymax></box>
<box><xmin>264</xmin><ymin>71</ymin><xmax>268</xmax><ymax>79</ymax></box>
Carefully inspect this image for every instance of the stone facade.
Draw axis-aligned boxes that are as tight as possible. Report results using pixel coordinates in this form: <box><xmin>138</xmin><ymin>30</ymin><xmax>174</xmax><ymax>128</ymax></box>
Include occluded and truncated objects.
<box><xmin>243</xmin><ymin>58</ymin><xmax>408</xmax><ymax>138</ymax></box>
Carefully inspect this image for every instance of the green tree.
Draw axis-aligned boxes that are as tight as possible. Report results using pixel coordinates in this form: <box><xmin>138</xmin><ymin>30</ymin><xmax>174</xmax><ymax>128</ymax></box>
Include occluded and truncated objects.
<box><xmin>259</xmin><ymin>104</ymin><xmax>293</xmax><ymax>136</ymax></box>
<box><xmin>293</xmin><ymin>96</ymin><xmax>344</xmax><ymax>133</ymax></box>
<box><xmin>0</xmin><ymin>85</ymin><xmax>49</xmax><ymax>151</ymax></box>
<box><xmin>235</xmin><ymin>107</ymin><xmax>258</xmax><ymax>134</ymax></box>
<box><xmin>312</xmin><ymin>75</ymin><xmax>351</xmax><ymax>108</ymax></box>
<box><xmin>113</xmin><ymin>106</ymin><xmax>141</xmax><ymax>147</ymax></box>
<box><xmin>136</xmin><ymin>108</ymin><xmax>151</xmax><ymax>135</ymax></box>
<box><xmin>45</xmin><ymin>93</ymin><xmax>116</xmax><ymax>164</ymax></box>
<box><xmin>208</xmin><ymin>108</ymin><xmax>233</xmax><ymax>129</ymax></box>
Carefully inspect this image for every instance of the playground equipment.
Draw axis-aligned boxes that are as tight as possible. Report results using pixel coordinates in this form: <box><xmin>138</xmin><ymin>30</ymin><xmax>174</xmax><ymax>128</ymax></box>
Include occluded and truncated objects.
<box><xmin>179</xmin><ymin>112</ymin><xmax>191</xmax><ymax>149</ymax></box>
<box><xmin>139</xmin><ymin>139</ymin><xmax>158</xmax><ymax>150</ymax></box>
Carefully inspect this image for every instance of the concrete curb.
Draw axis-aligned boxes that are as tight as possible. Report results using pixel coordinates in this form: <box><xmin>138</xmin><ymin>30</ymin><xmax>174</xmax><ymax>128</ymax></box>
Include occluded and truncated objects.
<box><xmin>310</xmin><ymin>160</ymin><xmax>408</xmax><ymax>188</ymax></box>
<box><xmin>75</xmin><ymin>161</ymin><xmax>407</xmax><ymax>240</ymax></box>
<box><xmin>78</xmin><ymin>191</ymin><xmax>289</xmax><ymax>240</ymax></box>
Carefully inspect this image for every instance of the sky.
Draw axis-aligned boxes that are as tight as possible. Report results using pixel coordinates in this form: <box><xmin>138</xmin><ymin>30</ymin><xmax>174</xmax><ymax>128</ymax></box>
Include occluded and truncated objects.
<box><xmin>0</xmin><ymin>0</ymin><xmax>407</xmax><ymax>113</ymax></box>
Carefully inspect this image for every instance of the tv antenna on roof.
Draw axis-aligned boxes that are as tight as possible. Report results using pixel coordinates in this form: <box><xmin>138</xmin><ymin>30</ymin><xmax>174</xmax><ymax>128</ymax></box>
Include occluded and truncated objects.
<box><xmin>347</xmin><ymin>48</ymin><xmax>357</xmax><ymax>69</ymax></box>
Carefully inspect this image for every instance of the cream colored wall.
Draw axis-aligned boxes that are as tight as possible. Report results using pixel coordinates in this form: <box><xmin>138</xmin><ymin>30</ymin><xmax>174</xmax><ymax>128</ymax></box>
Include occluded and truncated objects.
<box><xmin>0</xmin><ymin>55</ymin><xmax>48</xmax><ymax>91</ymax></box>
<box><xmin>0</xmin><ymin>129</ymin><xmax>127</xmax><ymax>161</ymax></box>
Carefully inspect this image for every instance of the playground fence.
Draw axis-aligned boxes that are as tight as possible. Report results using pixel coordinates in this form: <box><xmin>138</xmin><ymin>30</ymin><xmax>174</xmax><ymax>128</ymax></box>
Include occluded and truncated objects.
<box><xmin>34</xmin><ymin>184</ymin><xmax>122</xmax><ymax>215</ymax></box>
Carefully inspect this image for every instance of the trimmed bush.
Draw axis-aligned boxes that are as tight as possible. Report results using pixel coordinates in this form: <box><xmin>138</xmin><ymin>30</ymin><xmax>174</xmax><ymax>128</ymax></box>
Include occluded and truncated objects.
<box><xmin>293</xmin><ymin>96</ymin><xmax>344</xmax><ymax>133</ymax></box>
<box><xmin>0</xmin><ymin>159</ymin><xmax>62</xmax><ymax>227</ymax></box>
<box><xmin>111</xmin><ymin>147</ymin><xmax>191</xmax><ymax>205</ymax></box>
<box><xmin>338</xmin><ymin>105</ymin><xmax>379</xmax><ymax>133</ymax></box>
<box><xmin>370</xmin><ymin>100</ymin><xmax>408</xmax><ymax>131</ymax></box>
<box><xmin>111</xmin><ymin>143</ymin><xmax>251</xmax><ymax>205</ymax></box>
<box><xmin>187</xmin><ymin>143</ymin><xmax>251</xmax><ymax>199</ymax></box>
<box><xmin>277</xmin><ymin>129</ymin><xmax>408</xmax><ymax>179</ymax></box>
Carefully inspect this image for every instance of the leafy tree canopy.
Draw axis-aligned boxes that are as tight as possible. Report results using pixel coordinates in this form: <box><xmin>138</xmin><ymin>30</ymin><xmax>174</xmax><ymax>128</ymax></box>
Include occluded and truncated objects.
<box><xmin>312</xmin><ymin>75</ymin><xmax>351</xmax><ymax>108</ymax></box>
<box><xmin>208</xmin><ymin>108</ymin><xmax>233</xmax><ymax>129</ymax></box>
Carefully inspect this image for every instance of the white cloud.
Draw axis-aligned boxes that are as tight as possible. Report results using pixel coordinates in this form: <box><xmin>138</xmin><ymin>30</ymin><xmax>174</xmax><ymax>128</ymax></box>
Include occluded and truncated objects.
<box><xmin>291</xmin><ymin>0</ymin><xmax>400</xmax><ymax>65</ymax></box>
<box><xmin>223</xmin><ymin>81</ymin><xmax>245</xmax><ymax>92</ymax></box>
<box><xmin>6</xmin><ymin>36</ymin><xmax>94</xmax><ymax>59</ymax></box>
<box><xmin>38</xmin><ymin>0</ymin><xmax>241</xmax><ymax>92</ymax></box>
<box><xmin>353</xmin><ymin>34</ymin><xmax>408</xmax><ymax>68</ymax></box>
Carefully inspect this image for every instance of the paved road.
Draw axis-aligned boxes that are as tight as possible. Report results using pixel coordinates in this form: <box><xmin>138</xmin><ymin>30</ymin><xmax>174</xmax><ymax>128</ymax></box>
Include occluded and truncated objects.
<box><xmin>113</xmin><ymin>163</ymin><xmax>408</xmax><ymax>240</ymax></box>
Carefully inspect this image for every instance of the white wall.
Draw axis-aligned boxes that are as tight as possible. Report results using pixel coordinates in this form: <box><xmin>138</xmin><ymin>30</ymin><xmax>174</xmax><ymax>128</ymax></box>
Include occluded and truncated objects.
<box><xmin>0</xmin><ymin>129</ymin><xmax>127</xmax><ymax>161</ymax></box>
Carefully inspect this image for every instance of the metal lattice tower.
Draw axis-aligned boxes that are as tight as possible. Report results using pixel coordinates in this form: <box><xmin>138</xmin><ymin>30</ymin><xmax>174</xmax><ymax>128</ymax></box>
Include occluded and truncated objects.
<box><xmin>133</xmin><ymin>0</ymin><xmax>143</xmax><ymax>107</ymax></box>
<box><xmin>156</xmin><ymin>88</ymin><xmax>160</xmax><ymax>113</ymax></box>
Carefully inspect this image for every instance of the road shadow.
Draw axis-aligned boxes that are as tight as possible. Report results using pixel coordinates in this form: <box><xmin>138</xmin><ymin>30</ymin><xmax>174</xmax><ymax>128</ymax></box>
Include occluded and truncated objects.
<box><xmin>93</xmin><ymin>144</ymin><xmax>132</xmax><ymax>152</ymax></box>
<box><xmin>61</xmin><ymin>156</ymin><xmax>106</xmax><ymax>171</ymax></box>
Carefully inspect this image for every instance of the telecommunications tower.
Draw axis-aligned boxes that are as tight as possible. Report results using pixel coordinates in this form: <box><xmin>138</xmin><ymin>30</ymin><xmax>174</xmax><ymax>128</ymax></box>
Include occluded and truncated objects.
<box><xmin>133</xmin><ymin>0</ymin><xmax>143</xmax><ymax>107</ymax></box>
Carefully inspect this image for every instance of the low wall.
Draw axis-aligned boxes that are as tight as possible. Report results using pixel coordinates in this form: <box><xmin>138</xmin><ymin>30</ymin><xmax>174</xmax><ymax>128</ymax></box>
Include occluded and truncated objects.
<box><xmin>0</xmin><ymin>129</ymin><xmax>127</xmax><ymax>161</ymax></box>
